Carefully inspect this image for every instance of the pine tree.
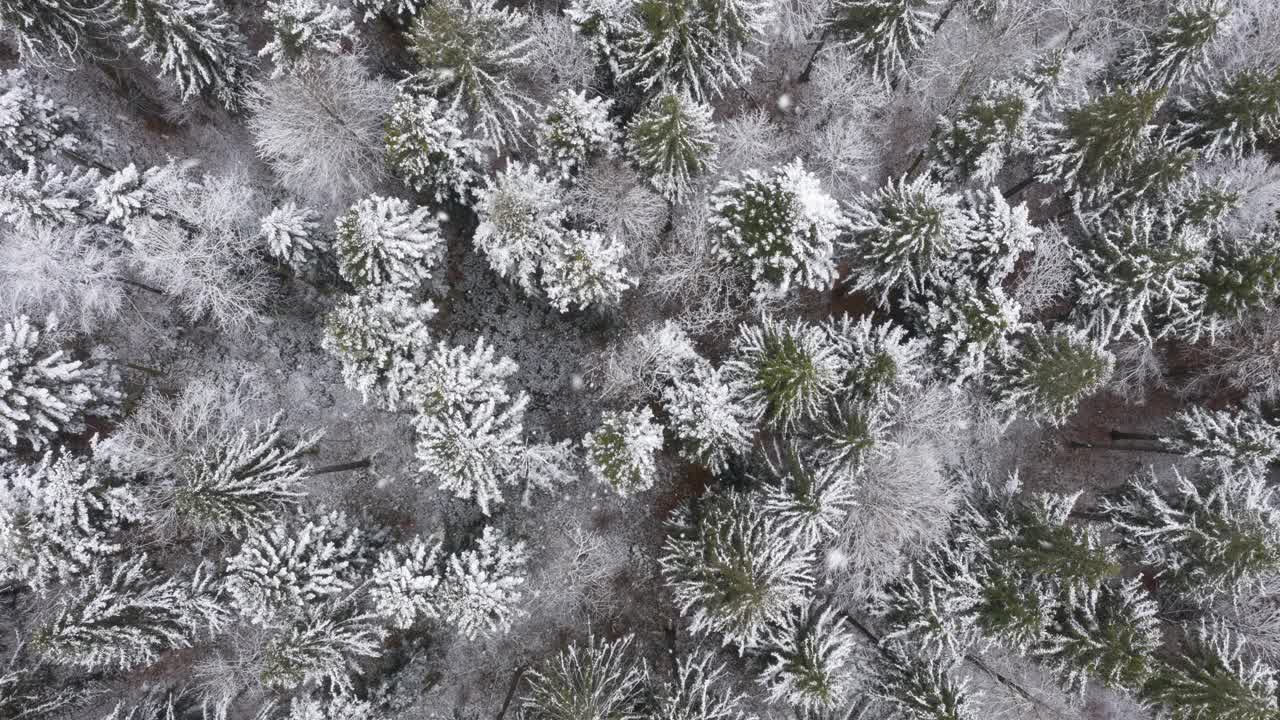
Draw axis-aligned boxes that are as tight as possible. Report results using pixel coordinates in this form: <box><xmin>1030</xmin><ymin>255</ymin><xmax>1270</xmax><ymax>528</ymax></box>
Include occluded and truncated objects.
<box><xmin>260</xmin><ymin>201</ymin><xmax>323</xmax><ymax>270</ymax></box>
<box><xmin>0</xmin><ymin>314</ymin><xmax>120</xmax><ymax>455</ymax></box>
<box><xmin>170</xmin><ymin>413</ymin><xmax>319</xmax><ymax>538</ymax></box>
<box><xmin>473</xmin><ymin>162</ymin><xmax>567</xmax><ymax>296</ymax></box>
<box><xmin>650</xmin><ymin>647</ymin><xmax>749</xmax><ymax>720</ymax></box>
<box><xmin>845</xmin><ymin>175</ymin><xmax>966</xmax><ymax>304</ymax></box>
<box><xmin>352</xmin><ymin>0</ymin><xmax>424</xmax><ymax>23</ymax></box>
<box><xmin>881</xmin><ymin>542</ymin><xmax>985</xmax><ymax>660</ymax></box>
<box><xmin>813</xmin><ymin>398</ymin><xmax>889</xmax><ymax>473</ymax></box>
<box><xmin>541</xmin><ymin>229</ymin><xmax>634</xmax><ymax>312</ymax></box>
<box><xmin>31</xmin><ymin>557</ymin><xmax>225</xmax><ymax>671</ymax></box>
<box><xmin>522</xmin><ymin>634</ymin><xmax>647</xmax><ymax>720</ymax></box>
<box><xmin>1177</xmin><ymin>66</ymin><xmax>1280</xmax><ymax>160</ymax></box>
<box><xmin>225</xmin><ymin>510</ymin><xmax>368</xmax><ymax>626</ymax></box>
<box><xmin>757</xmin><ymin>443</ymin><xmax>858</xmax><ymax>549</ymax></box>
<box><xmin>985</xmin><ymin>490</ymin><xmax>1120</xmax><ymax>598</ymax></box>
<box><xmin>1104</xmin><ymin>466</ymin><xmax>1280</xmax><ymax>604</ymax></box>
<box><xmin>259</xmin><ymin>605</ymin><xmax>381</xmax><ymax>692</ymax></box>
<box><xmin>0</xmin><ymin>70</ymin><xmax>80</xmax><ymax>169</ymax></box>
<box><xmin>1119</xmin><ymin>0</ymin><xmax>1228</xmax><ymax>90</ymax></box>
<box><xmin>1143</xmin><ymin>622</ymin><xmax>1280</xmax><ymax>720</ymax></box>
<box><xmin>93</xmin><ymin>159</ymin><xmax>199</xmax><ymax>225</ymax></box>
<box><xmin>370</xmin><ymin>535</ymin><xmax>443</xmax><ymax>629</ymax></box>
<box><xmin>1035</xmin><ymin>87</ymin><xmax>1166</xmax><ymax>199</ymax></box>
<box><xmin>661</xmin><ymin>362</ymin><xmax>754</xmax><ymax>473</ymax></box>
<box><xmin>625</xmin><ymin>91</ymin><xmax>717</xmax><ymax>200</ymax></box>
<box><xmin>0</xmin><ymin>0</ymin><xmax>100</xmax><ymax>61</ymax></box>
<box><xmin>406</xmin><ymin>0</ymin><xmax>533</xmax><ymax>146</ymax></box>
<box><xmin>260</xmin><ymin>0</ymin><xmax>354</xmax><ymax>77</ymax></box>
<box><xmin>584</xmin><ymin>405</ymin><xmax>665</xmax><ymax>496</ymax></box>
<box><xmin>931</xmin><ymin>78</ymin><xmax>1037</xmax><ymax>185</ymax></box>
<box><xmin>1164</xmin><ymin>404</ymin><xmax>1280</xmax><ymax>471</ymax></box>
<box><xmin>334</xmin><ymin>194</ymin><xmax>445</xmax><ymax>289</ymax></box>
<box><xmin>438</xmin><ymin>526</ymin><xmax>529</xmax><ymax>638</ymax></box>
<box><xmin>993</xmin><ymin>326</ymin><xmax>1114</xmax><ymax>427</ymax></box>
<box><xmin>537</xmin><ymin>90</ymin><xmax>618</xmax><ymax>180</ymax></box>
<box><xmin>710</xmin><ymin>159</ymin><xmax>847</xmax><ymax>300</ymax></box>
<box><xmin>919</xmin><ymin>279</ymin><xmax>1022</xmax><ymax>386</ymax></box>
<box><xmin>109</xmin><ymin>0</ymin><xmax>249</xmax><ymax>109</ymax></box>
<box><xmin>875</xmin><ymin>652</ymin><xmax>977</xmax><ymax>720</ymax></box>
<box><xmin>723</xmin><ymin>316</ymin><xmax>843</xmax><ymax>429</ymax></box>
<box><xmin>322</xmin><ymin>285</ymin><xmax>437</xmax><ymax>410</ymax></box>
<box><xmin>385</xmin><ymin>91</ymin><xmax>482</xmax><ymax>205</ymax></box>
<box><xmin>958</xmin><ymin>188</ymin><xmax>1037</xmax><ymax>284</ymax></box>
<box><xmin>1200</xmin><ymin>225</ymin><xmax>1280</xmax><ymax>333</ymax></box>
<box><xmin>824</xmin><ymin>314</ymin><xmax>925</xmax><ymax>407</ymax></box>
<box><xmin>661</xmin><ymin>490</ymin><xmax>813</xmax><ymax>650</ymax></box>
<box><xmin>0</xmin><ymin>448</ymin><xmax>142</xmax><ymax>592</ymax></box>
<box><xmin>1035</xmin><ymin>579</ymin><xmax>1160</xmax><ymax>694</ymax></box>
<box><xmin>759</xmin><ymin>604</ymin><xmax>859</xmax><ymax>712</ymax></box>
<box><xmin>286</xmin><ymin>693</ymin><xmax>377</xmax><ymax>720</ymax></box>
<box><xmin>0</xmin><ymin>161</ymin><xmax>100</xmax><ymax>227</ymax></box>
<box><xmin>830</xmin><ymin>0</ymin><xmax>938</xmax><ymax>84</ymax></box>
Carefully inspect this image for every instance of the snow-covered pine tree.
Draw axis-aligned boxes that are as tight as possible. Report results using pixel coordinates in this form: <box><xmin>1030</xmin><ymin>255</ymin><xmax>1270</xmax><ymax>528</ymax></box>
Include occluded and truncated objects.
<box><xmin>1177</xmin><ymin>66</ymin><xmax>1280</xmax><ymax>161</ymax></box>
<box><xmin>824</xmin><ymin>314</ymin><xmax>925</xmax><ymax>407</ymax></box>
<box><xmin>30</xmin><ymin>557</ymin><xmax>225</xmax><ymax>671</ymax></box>
<box><xmin>0</xmin><ymin>161</ymin><xmax>100</xmax><ymax>227</ymax></box>
<box><xmin>1104</xmin><ymin>466</ymin><xmax>1280</xmax><ymax>604</ymax></box>
<box><xmin>1199</xmin><ymin>224</ymin><xmax>1280</xmax><ymax>334</ymax></box>
<box><xmin>0</xmin><ymin>0</ymin><xmax>100</xmax><ymax>61</ymax></box>
<box><xmin>625</xmin><ymin>91</ymin><xmax>717</xmax><ymax>200</ymax></box>
<box><xmin>1142</xmin><ymin>622</ymin><xmax>1280</xmax><ymax>720</ymax></box>
<box><xmin>259</xmin><ymin>605</ymin><xmax>381</xmax><ymax>692</ymax></box>
<box><xmin>875</xmin><ymin>652</ymin><xmax>977</xmax><ymax>720</ymax></box>
<box><xmin>1163</xmin><ymin>403</ymin><xmax>1280</xmax><ymax>471</ymax></box>
<box><xmin>650</xmin><ymin>647</ymin><xmax>750</xmax><ymax>720</ymax></box>
<box><xmin>958</xmin><ymin>188</ymin><xmax>1037</xmax><ymax>284</ymax></box>
<box><xmin>225</xmin><ymin>510</ymin><xmax>368</xmax><ymax>626</ymax></box>
<box><xmin>322</xmin><ymin>285</ymin><xmax>437</xmax><ymax>410</ymax></box>
<box><xmin>334</xmin><ymin>194</ymin><xmax>445</xmax><ymax>288</ymax></box>
<box><xmin>521</xmin><ymin>634</ymin><xmax>646</xmax><ymax>720</ymax></box>
<box><xmin>537</xmin><ymin>90</ymin><xmax>618</xmax><ymax>180</ymax></box>
<box><xmin>759</xmin><ymin>604</ymin><xmax>860</xmax><ymax>713</ymax></box>
<box><xmin>584</xmin><ymin>405</ymin><xmax>664</xmax><ymax>496</ymax></box>
<box><xmin>473</xmin><ymin>162</ymin><xmax>566</xmax><ymax>296</ymax></box>
<box><xmin>286</xmin><ymin>693</ymin><xmax>377</xmax><ymax>720</ymax></box>
<box><xmin>406</xmin><ymin>0</ymin><xmax>533</xmax><ymax>146</ymax></box>
<box><xmin>985</xmin><ymin>490</ymin><xmax>1120</xmax><ymax>599</ymax></box>
<box><xmin>880</xmin><ymin>542</ymin><xmax>985</xmax><ymax>660</ymax></box>
<box><xmin>260</xmin><ymin>201</ymin><xmax>323</xmax><ymax>270</ymax></box>
<box><xmin>385</xmin><ymin>91</ymin><xmax>482</xmax><ymax>205</ymax></box>
<box><xmin>170</xmin><ymin>413</ymin><xmax>319</xmax><ymax>538</ymax></box>
<box><xmin>710</xmin><ymin>159</ymin><xmax>846</xmax><ymax>301</ymax></box>
<box><xmin>0</xmin><ymin>70</ymin><xmax>80</xmax><ymax>169</ymax></box>
<box><xmin>661</xmin><ymin>361</ymin><xmax>754</xmax><ymax>473</ymax></box>
<box><xmin>993</xmin><ymin>326</ymin><xmax>1114</xmax><ymax>427</ymax></box>
<box><xmin>438</xmin><ymin>526</ymin><xmax>528</xmax><ymax>638</ymax></box>
<box><xmin>370</xmin><ymin>535</ymin><xmax>443</xmax><ymax>629</ymax></box>
<box><xmin>661</xmin><ymin>490</ymin><xmax>813</xmax><ymax>650</ymax></box>
<box><xmin>1118</xmin><ymin>0</ymin><xmax>1228</xmax><ymax>90</ymax></box>
<box><xmin>830</xmin><ymin>0</ymin><xmax>938</xmax><ymax>84</ymax></box>
<box><xmin>1035</xmin><ymin>87</ymin><xmax>1165</xmax><ymax>199</ymax></box>
<box><xmin>931</xmin><ymin>78</ymin><xmax>1037</xmax><ymax>185</ymax></box>
<box><xmin>1035</xmin><ymin>579</ymin><xmax>1160</xmax><ymax>694</ymax></box>
<box><xmin>109</xmin><ymin>0</ymin><xmax>249</xmax><ymax>109</ymax></box>
<box><xmin>813</xmin><ymin>398</ymin><xmax>889</xmax><ymax>473</ymax></box>
<box><xmin>352</xmin><ymin>0</ymin><xmax>424</xmax><ymax>23</ymax></box>
<box><xmin>93</xmin><ymin>159</ymin><xmax>198</xmax><ymax>225</ymax></box>
<box><xmin>260</xmin><ymin>0</ymin><xmax>354</xmax><ymax>77</ymax></box>
<box><xmin>541</xmin><ymin>229</ymin><xmax>634</xmax><ymax>312</ymax></box>
<box><xmin>845</xmin><ymin>175</ymin><xmax>966</xmax><ymax>304</ymax></box>
<box><xmin>0</xmin><ymin>314</ymin><xmax>120</xmax><ymax>455</ymax></box>
<box><xmin>723</xmin><ymin>316</ymin><xmax>843</xmax><ymax>429</ymax></box>
<box><xmin>919</xmin><ymin>279</ymin><xmax>1022</xmax><ymax>386</ymax></box>
<box><xmin>0</xmin><ymin>448</ymin><xmax>142</xmax><ymax>592</ymax></box>
<box><xmin>757</xmin><ymin>442</ymin><xmax>858</xmax><ymax>549</ymax></box>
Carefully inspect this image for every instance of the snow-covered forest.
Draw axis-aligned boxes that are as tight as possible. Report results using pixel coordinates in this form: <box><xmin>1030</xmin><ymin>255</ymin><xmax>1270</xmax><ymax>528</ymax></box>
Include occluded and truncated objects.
<box><xmin>2</xmin><ymin>0</ymin><xmax>1280</xmax><ymax>718</ymax></box>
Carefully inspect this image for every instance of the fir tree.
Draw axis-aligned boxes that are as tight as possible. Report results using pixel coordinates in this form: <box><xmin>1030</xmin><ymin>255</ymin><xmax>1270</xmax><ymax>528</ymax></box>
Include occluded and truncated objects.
<box><xmin>385</xmin><ymin>91</ymin><xmax>482</xmax><ymax>205</ymax></box>
<box><xmin>650</xmin><ymin>648</ymin><xmax>748</xmax><ymax>720</ymax></box>
<box><xmin>875</xmin><ymin>652</ymin><xmax>977</xmax><ymax>720</ymax></box>
<box><xmin>1035</xmin><ymin>87</ymin><xmax>1166</xmax><ymax>198</ymax></box>
<box><xmin>541</xmin><ymin>229</ymin><xmax>634</xmax><ymax>312</ymax></box>
<box><xmin>0</xmin><ymin>314</ymin><xmax>120</xmax><ymax>455</ymax></box>
<box><xmin>584</xmin><ymin>405</ymin><xmax>665</xmax><ymax>496</ymax></box>
<box><xmin>813</xmin><ymin>398</ymin><xmax>889</xmax><ymax>473</ymax></box>
<box><xmin>661</xmin><ymin>362</ymin><xmax>754</xmax><ymax>473</ymax></box>
<box><xmin>0</xmin><ymin>161</ymin><xmax>100</xmax><ymax>227</ymax></box>
<box><xmin>1036</xmin><ymin>579</ymin><xmax>1160</xmax><ymax>694</ymax></box>
<box><xmin>353</xmin><ymin>0</ymin><xmax>423</xmax><ymax>23</ymax></box>
<box><xmin>109</xmin><ymin>0</ymin><xmax>249</xmax><ymax>109</ymax></box>
<box><xmin>710</xmin><ymin>159</ymin><xmax>847</xmax><ymax>300</ymax></box>
<box><xmin>757</xmin><ymin>442</ymin><xmax>858</xmax><ymax>549</ymax></box>
<box><xmin>919</xmin><ymin>279</ymin><xmax>1022</xmax><ymax>386</ymax></box>
<box><xmin>406</xmin><ymin>0</ymin><xmax>533</xmax><ymax>145</ymax></box>
<box><xmin>759</xmin><ymin>604</ymin><xmax>859</xmax><ymax>713</ymax></box>
<box><xmin>993</xmin><ymin>326</ymin><xmax>1114</xmax><ymax>427</ymax></box>
<box><xmin>931</xmin><ymin>78</ymin><xmax>1036</xmax><ymax>185</ymax></box>
<box><xmin>958</xmin><ymin>188</ymin><xmax>1037</xmax><ymax>284</ymax></box>
<box><xmin>370</xmin><ymin>535</ymin><xmax>443</xmax><ymax>629</ymax></box>
<box><xmin>473</xmin><ymin>162</ymin><xmax>566</xmax><ymax>296</ymax></box>
<box><xmin>322</xmin><ymin>285</ymin><xmax>437</xmax><ymax>410</ymax></box>
<box><xmin>0</xmin><ymin>70</ymin><xmax>80</xmax><ymax>169</ymax></box>
<box><xmin>723</xmin><ymin>316</ymin><xmax>843</xmax><ymax>429</ymax></box>
<box><xmin>830</xmin><ymin>0</ymin><xmax>938</xmax><ymax>84</ymax></box>
<box><xmin>661</xmin><ymin>490</ymin><xmax>814</xmax><ymax>650</ymax></box>
<box><xmin>845</xmin><ymin>175</ymin><xmax>966</xmax><ymax>304</ymax></box>
<box><xmin>1119</xmin><ymin>0</ymin><xmax>1228</xmax><ymax>90</ymax></box>
<box><xmin>522</xmin><ymin>634</ymin><xmax>647</xmax><ymax>720</ymax></box>
<box><xmin>1177</xmin><ymin>66</ymin><xmax>1280</xmax><ymax>161</ymax></box>
<box><xmin>1164</xmin><ymin>404</ymin><xmax>1280</xmax><ymax>472</ymax></box>
<box><xmin>260</xmin><ymin>0</ymin><xmax>354</xmax><ymax>77</ymax></box>
<box><xmin>1143</xmin><ymin>622</ymin><xmax>1280</xmax><ymax>720</ymax></box>
<box><xmin>259</xmin><ymin>605</ymin><xmax>381</xmax><ymax>692</ymax></box>
<box><xmin>334</xmin><ymin>194</ymin><xmax>445</xmax><ymax>289</ymax></box>
<box><xmin>985</xmin><ymin>489</ymin><xmax>1121</xmax><ymax>598</ymax></box>
<box><xmin>0</xmin><ymin>0</ymin><xmax>100</xmax><ymax>61</ymax></box>
<box><xmin>625</xmin><ymin>91</ymin><xmax>717</xmax><ymax>199</ymax></box>
<box><xmin>881</xmin><ymin>542</ymin><xmax>985</xmax><ymax>661</ymax></box>
<box><xmin>260</xmin><ymin>201</ymin><xmax>324</xmax><ymax>270</ymax></box>
<box><xmin>824</xmin><ymin>314</ymin><xmax>925</xmax><ymax>407</ymax></box>
<box><xmin>438</xmin><ymin>526</ymin><xmax>528</xmax><ymax>638</ymax></box>
<box><xmin>1200</xmin><ymin>225</ymin><xmax>1280</xmax><ymax>332</ymax></box>
<box><xmin>536</xmin><ymin>90</ymin><xmax>618</xmax><ymax>180</ymax></box>
<box><xmin>286</xmin><ymin>693</ymin><xmax>377</xmax><ymax>720</ymax></box>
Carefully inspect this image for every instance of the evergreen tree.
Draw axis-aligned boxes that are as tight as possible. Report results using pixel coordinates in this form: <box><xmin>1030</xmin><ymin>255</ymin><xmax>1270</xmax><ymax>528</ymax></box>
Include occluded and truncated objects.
<box><xmin>0</xmin><ymin>0</ymin><xmax>100</xmax><ymax>61</ymax></box>
<box><xmin>813</xmin><ymin>398</ymin><xmax>889</xmax><ymax>473</ymax></box>
<box><xmin>541</xmin><ymin>229</ymin><xmax>634</xmax><ymax>313</ymax></box>
<box><xmin>830</xmin><ymin>0</ymin><xmax>938</xmax><ymax>84</ymax></box>
<box><xmin>931</xmin><ymin>78</ymin><xmax>1036</xmax><ymax>185</ymax></box>
<box><xmin>406</xmin><ymin>0</ymin><xmax>533</xmax><ymax>146</ymax></box>
<box><xmin>322</xmin><ymin>285</ymin><xmax>437</xmax><ymax>410</ymax></box>
<box><xmin>824</xmin><ymin>314</ymin><xmax>925</xmax><ymax>407</ymax></box>
<box><xmin>957</xmin><ymin>188</ymin><xmax>1037</xmax><ymax>284</ymax></box>
<box><xmin>1177</xmin><ymin>66</ymin><xmax>1280</xmax><ymax>160</ymax></box>
<box><xmin>0</xmin><ymin>70</ymin><xmax>80</xmax><ymax>168</ymax></box>
<box><xmin>1105</xmin><ymin>466</ymin><xmax>1280</xmax><ymax>604</ymax></box>
<box><xmin>1200</xmin><ymin>225</ymin><xmax>1280</xmax><ymax>333</ymax></box>
<box><xmin>1036</xmin><ymin>579</ymin><xmax>1160</xmax><ymax>694</ymax></box>
<box><xmin>1143</xmin><ymin>622</ymin><xmax>1280</xmax><ymax>720</ymax></box>
<box><xmin>985</xmin><ymin>490</ymin><xmax>1120</xmax><ymax>598</ymax></box>
<box><xmin>353</xmin><ymin>0</ymin><xmax>423</xmax><ymax>23</ymax></box>
<box><xmin>536</xmin><ymin>90</ymin><xmax>618</xmax><ymax>180</ymax></box>
<box><xmin>661</xmin><ymin>362</ymin><xmax>754</xmax><ymax>473</ymax></box>
<box><xmin>993</xmin><ymin>326</ymin><xmax>1114</xmax><ymax>427</ymax></box>
<box><xmin>881</xmin><ymin>542</ymin><xmax>985</xmax><ymax>661</ymax></box>
<box><xmin>584</xmin><ymin>405</ymin><xmax>665</xmax><ymax>496</ymax></box>
<box><xmin>385</xmin><ymin>91</ymin><xmax>482</xmax><ymax>205</ymax></box>
<box><xmin>625</xmin><ymin>91</ymin><xmax>717</xmax><ymax>200</ymax></box>
<box><xmin>259</xmin><ymin>605</ymin><xmax>381</xmax><ymax>692</ymax></box>
<box><xmin>845</xmin><ymin>175</ymin><xmax>966</xmax><ymax>304</ymax></box>
<box><xmin>522</xmin><ymin>634</ymin><xmax>647</xmax><ymax>720</ymax></box>
<box><xmin>660</xmin><ymin>490</ymin><xmax>813</xmax><ymax>650</ymax></box>
<box><xmin>710</xmin><ymin>159</ymin><xmax>847</xmax><ymax>300</ymax></box>
<box><xmin>0</xmin><ymin>161</ymin><xmax>100</xmax><ymax>227</ymax></box>
<box><xmin>334</xmin><ymin>194</ymin><xmax>445</xmax><ymax>289</ymax></box>
<box><xmin>723</xmin><ymin>316</ymin><xmax>843</xmax><ymax>429</ymax></box>
<box><xmin>759</xmin><ymin>604</ymin><xmax>859</xmax><ymax>713</ymax></box>
<box><xmin>757</xmin><ymin>442</ymin><xmax>858</xmax><ymax>549</ymax></box>
<box><xmin>875</xmin><ymin>651</ymin><xmax>976</xmax><ymax>720</ymax></box>
<box><xmin>260</xmin><ymin>201</ymin><xmax>324</xmax><ymax>270</ymax></box>
<box><xmin>473</xmin><ymin>162</ymin><xmax>566</xmax><ymax>296</ymax></box>
<box><xmin>0</xmin><ymin>314</ymin><xmax>120</xmax><ymax>455</ymax></box>
<box><xmin>109</xmin><ymin>0</ymin><xmax>249</xmax><ymax>109</ymax></box>
<box><xmin>1035</xmin><ymin>87</ymin><xmax>1166</xmax><ymax>199</ymax></box>
<box><xmin>438</xmin><ymin>526</ymin><xmax>528</xmax><ymax>638</ymax></box>
<box><xmin>919</xmin><ymin>279</ymin><xmax>1022</xmax><ymax>386</ymax></box>
<box><xmin>370</xmin><ymin>535</ymin><xmax>443</xmax><ymax>630</ymax></box>
<box><xmin>1119</xmin><ymin>0</ymin><xmax>1228</xmax><ymax>90</ymax></box>
<box><xmin>1164</xmin><ymin>404</ymin><xmax>1280</xmax><ymax>471</ymax></box>
<box><xmin>651</xmin><ymin>647</ymin><xmax>748</xmax><ymax>720</ymax></box>
<box><xmin>286</xmin><ymin>693</ymin><xmax>377</xmax><ymax>720</ymax></box>
<box><xmin>31</xmin><ymin>557</ymin><xmax>225</xmax><ymax>671</ymax></box>
<box><xmin>260</xmin><ymin>0</ymin><xmax>354</xmax><ymax>77</ymax></box>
